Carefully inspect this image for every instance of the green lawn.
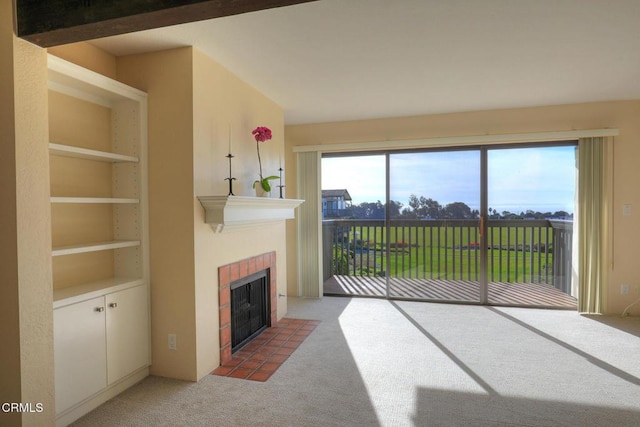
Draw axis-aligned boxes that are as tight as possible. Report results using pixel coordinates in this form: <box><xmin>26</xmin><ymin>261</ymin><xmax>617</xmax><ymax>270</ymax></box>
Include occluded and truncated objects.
<box><xmin>331</xmin><ymin>224</ymin><xmax>555</xmax><ymax>283</ymax></box>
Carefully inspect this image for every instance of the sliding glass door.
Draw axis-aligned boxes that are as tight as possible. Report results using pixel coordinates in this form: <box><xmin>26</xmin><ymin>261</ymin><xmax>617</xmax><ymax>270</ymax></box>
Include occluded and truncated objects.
<box><xmin>486</xmin><ymin>145</ymin><xmax>577</xmax><ymax>307</ymax></box>
<box><xmin>387</xmin><ymin>150</ymin><xmax>482</xmax><ymax>302</ymax></box>
<box><xmin>321</xmin><ymin>154</ymin><xmax>388</xmax><ymax>297</ymax></box>
<box><xmin>321</xmin><ymin>143</ymin><xmax>577</xmax><ymax>308</ymax></box>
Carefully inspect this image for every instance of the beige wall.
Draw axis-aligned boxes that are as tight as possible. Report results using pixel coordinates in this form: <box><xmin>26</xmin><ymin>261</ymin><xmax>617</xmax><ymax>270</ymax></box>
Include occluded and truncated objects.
<box><xmin>0</xmin><ymin>3</ymin><xmax>21</xmax><ymax>422</ymax></box>
<box><xmin>285</xmin><ymin>101</ymin><xmax>640</xmax><ymax>315</ymax></box>
<box><xmin>48</xmin><ymin>42</ymin><xmax>117</xmax><ymax>80</ymax></box>
<box><xmin>117</xmin><ymin>47</ymin><xmax>199</xmax><ymax>380</ymax></box>
<box><xmin>192</xmin><ymin>49</ymin><xmax>287</xmax><ymax>378</ymax></box>
<box><xmin>13</xmin><ymin>37</ymin><xmax>54</xmax><ymax>426</ymax></box>
<box><xmin>117</xmin><ymin>46</ymin><xmax>288</xmax><ymax>381</ymax></box>
<box><xmin>0</xmin><ymin>0</ymin><xmax>55</xmax><ymax>424</ymax></box>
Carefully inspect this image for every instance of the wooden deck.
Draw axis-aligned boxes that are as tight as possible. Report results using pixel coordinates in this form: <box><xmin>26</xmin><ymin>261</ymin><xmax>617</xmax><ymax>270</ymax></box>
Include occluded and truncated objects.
<box><xmin>324</xmin><ymin>275</ymin><xmax>577</xmax><ymax>309</ymax></box>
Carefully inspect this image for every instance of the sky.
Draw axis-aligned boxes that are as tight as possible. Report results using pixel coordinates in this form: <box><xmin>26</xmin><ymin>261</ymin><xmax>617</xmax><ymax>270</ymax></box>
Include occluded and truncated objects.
<box><xmin>322</xmin><ymin>145</ymin><xmax>576</xmax><ymax>214</ymax></box>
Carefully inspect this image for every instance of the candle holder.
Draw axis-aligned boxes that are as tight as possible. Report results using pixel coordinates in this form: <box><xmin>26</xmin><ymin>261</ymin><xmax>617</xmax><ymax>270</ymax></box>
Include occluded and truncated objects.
<box><xmin>277</xmin><ymin>167</ymin><xmax>285</xmax><ymax>199</ymax></box>
<box><xmin>225</xmin><ymin>153</ymin><xmax>236</xmax><ymax>196</ymax></box>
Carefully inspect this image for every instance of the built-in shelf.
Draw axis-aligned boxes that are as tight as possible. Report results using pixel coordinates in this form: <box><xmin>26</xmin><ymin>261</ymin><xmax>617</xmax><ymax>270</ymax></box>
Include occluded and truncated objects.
<box><xmin>53</xmin><ymin>277</ymin><xmax>145</xmax><ymax>309</ymax></box>
<box><xmin>197</xmin><ymin>196</ymin><xmax>304</xmax><ymax>233</ymax></box>
<box><xmin>51</xmin><ymin>197</ymin><xmax>140</xmax><ymax>204</ymax></box>
<box><xmin>52</xmin><ymin>240</ymin><xmax>141</xmax><ymax>257</ymax></box>
<box><xmin>49</xmin><ymin>143</ymin><xmax>139</xmax><ymax>163</ymax></box>
<box><xmin>48</xmin><ymin>54</ymin><xmax>150</xmax><ymax>426</ymax></box>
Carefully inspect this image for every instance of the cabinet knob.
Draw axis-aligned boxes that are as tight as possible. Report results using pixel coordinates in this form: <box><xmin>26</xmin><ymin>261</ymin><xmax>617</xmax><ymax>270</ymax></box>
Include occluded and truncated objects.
<box><xmin>109</xmin><ymin>302</ymin><xmax>118</xmax><ymax>308</ymax></box>
<box><xmin>95</xmin><ymin>307</ymin><xmax>105</xmax><ymax>313</ymax></box>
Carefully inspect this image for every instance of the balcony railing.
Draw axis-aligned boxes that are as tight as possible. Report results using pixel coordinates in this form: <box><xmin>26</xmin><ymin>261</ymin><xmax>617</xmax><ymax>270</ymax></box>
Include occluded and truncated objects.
<box><xmin>322</xmin><ymin>219</ymin><xmax>573</xmax><ymax>294</ymax></box>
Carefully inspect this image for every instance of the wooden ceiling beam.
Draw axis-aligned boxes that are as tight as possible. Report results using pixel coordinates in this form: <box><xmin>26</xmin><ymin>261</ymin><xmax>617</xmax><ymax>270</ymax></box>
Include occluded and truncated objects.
<box><xmin>17</xmin><ymin>0</ymin><xmax>319</xmax><ymax>48</ymax></box>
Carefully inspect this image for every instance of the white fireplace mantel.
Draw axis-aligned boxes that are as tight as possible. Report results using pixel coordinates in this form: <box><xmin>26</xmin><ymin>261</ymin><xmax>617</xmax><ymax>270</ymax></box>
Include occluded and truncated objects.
<box><xmin>197</xmin><ymin>195</ymin><xmax>304</xmax><ymax>233</ymax></box>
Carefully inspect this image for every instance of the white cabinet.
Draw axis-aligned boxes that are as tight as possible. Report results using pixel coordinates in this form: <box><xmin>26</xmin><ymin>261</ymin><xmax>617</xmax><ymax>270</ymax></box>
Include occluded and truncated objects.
<box><xmin>54</xmin><ymin>297</ymin><xmax>107</xmax><ymax>414</ymax></box>
<box><xmin>54</xmin><ymin>285</ymin><xmax>150</xmax><ymax>416</ymax></box>
<box><xmin>106</xmin><ymin>285</ymin><xmax>149</xmax><ymax>384</ymax></box>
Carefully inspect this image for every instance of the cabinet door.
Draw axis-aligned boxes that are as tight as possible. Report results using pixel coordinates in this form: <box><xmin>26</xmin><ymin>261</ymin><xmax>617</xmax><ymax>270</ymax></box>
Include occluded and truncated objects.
<box><xmin>54</xmin><ymin>297</ymin><xmax>107</xmax><ymax>414</ymax></box>
<box><xmin>106</xmin><ymin>285</ymin><xmax>150</xmax><ymax>384</ymax></box>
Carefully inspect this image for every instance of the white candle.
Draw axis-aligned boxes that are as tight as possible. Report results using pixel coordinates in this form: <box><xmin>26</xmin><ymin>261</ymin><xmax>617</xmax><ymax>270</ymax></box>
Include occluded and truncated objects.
<box><xmin>228</xmin><ymin>124</ymin><xmax>231</xmax><ymax>153</ymax></box>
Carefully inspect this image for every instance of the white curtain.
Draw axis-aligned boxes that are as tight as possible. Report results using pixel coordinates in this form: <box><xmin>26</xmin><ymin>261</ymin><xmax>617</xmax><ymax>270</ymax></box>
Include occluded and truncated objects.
<box><xmin>296</xmin><ymin>151</ymin><xmax>322</xmax><ymax>298</ymax></box>
<box><xmin>576</xmin><ymin>137</ymin><xmax>611</xmax><ymax>314</ymax></box>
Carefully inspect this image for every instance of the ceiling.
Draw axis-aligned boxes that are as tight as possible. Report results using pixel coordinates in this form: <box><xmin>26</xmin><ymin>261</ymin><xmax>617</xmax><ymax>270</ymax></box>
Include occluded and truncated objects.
<box><xmin>90</xmin><ymin>0</ymin><xmax>640</xmax><ymax>125</ymax></box>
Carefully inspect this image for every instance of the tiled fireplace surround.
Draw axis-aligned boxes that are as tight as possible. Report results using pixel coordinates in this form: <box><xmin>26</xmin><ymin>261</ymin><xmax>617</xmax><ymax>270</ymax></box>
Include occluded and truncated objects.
<box><xmin>218</xmin><ymin>251</ymin><xmax>277</xmax><ymax>364</ymax></box>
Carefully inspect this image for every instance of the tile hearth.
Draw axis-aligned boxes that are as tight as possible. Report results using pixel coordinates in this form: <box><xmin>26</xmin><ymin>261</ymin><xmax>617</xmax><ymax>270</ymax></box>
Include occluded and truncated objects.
<box><xmin>212</xmin><ymin>318</ymin><xmax>319</xmax><ymax>382</ymax></box>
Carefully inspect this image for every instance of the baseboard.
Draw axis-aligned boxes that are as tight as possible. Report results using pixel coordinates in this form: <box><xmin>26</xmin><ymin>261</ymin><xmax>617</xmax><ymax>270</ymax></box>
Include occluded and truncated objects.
<box><xmin>55</xmin><ymin>367</ymin><xmax>149</xmax><ymax>427</ymax></box>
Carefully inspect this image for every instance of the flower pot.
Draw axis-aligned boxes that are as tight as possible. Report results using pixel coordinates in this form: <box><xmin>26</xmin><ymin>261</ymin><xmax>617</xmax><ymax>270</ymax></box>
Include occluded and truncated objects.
<box><xmin>255</xmin><ymin>186</ymin><xmax>270</xmax><ymax>198</ymax></box>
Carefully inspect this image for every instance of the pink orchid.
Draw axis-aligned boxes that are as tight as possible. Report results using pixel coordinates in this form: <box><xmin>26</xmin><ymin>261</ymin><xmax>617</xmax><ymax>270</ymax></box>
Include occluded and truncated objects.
<box><xmin>252</xmin><ymin>126</ymin><xmax>278</xmax><ymax>192</ymax></box>
<box><xmin>252</xmin><ymin>126</ymin><xmax>272</xmax><ymax>143</ymax></box>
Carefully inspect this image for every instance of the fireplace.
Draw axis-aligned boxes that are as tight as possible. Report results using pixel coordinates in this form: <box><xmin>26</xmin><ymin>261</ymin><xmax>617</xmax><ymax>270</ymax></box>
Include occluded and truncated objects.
<box><xmin>230</xmin><ymin>270</ymin><xmax>270</xmax><ymax>352</ymax></box>
<box><xmin>218</xmin><ymin>252</ymin><xmax>277</xmax><ymax>364</ymax></box>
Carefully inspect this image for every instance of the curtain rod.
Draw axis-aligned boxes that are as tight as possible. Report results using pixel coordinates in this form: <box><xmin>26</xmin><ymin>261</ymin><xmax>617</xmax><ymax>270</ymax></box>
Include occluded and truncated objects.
<box><xmin>292</xmin><ymin>128</ymin><xmax>619</xmax><ymax>153</ymax></box>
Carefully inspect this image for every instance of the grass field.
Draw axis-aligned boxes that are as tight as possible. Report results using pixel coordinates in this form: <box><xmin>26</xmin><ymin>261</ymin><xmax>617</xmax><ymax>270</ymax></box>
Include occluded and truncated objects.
<box><xmin>329</xmin><ymin>223</ymin><xmax>557</xmax><ymax>284</ymax></box>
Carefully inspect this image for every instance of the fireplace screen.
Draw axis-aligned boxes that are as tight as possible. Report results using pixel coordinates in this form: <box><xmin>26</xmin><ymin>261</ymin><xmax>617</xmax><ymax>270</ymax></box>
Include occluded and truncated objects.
<box><xmin>230</xmin><ymin>270</ymin><xmax>270</xmax><ymax>352</ymax></box>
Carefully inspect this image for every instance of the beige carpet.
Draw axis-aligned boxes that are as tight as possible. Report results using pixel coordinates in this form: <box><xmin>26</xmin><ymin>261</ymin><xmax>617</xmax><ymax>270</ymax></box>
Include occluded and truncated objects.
<box><xmin>72</xmin><ymin>297</ymin><xmax>640</xmax><ymax>426</ymax></box>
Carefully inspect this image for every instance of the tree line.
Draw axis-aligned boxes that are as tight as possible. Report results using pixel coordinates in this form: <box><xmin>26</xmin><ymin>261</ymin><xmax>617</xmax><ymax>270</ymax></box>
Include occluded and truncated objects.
<box><xmin>347</xmin><ymin>194</ymin><xmax>572</xmax><ymax>220</ymax></box>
